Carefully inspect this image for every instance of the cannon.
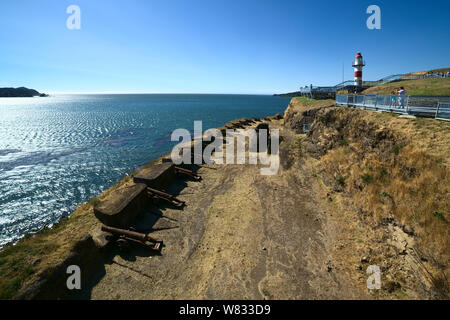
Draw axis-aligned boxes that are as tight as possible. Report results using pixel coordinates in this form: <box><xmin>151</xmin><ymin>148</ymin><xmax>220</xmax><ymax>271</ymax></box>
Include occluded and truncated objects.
<box><xmin>175</xmin><ymin>166</ymin><xmax>201</xmax><ymax>181</ymax></box>
<box><xmin>101</xmin><ymin>225</ymin><xmax>163</xmax><ymax>252</ymax></box>
<box><xmin>146</xmin><ymin>187</ymin><xmax>186</xmax><ymax>208</ymax></box>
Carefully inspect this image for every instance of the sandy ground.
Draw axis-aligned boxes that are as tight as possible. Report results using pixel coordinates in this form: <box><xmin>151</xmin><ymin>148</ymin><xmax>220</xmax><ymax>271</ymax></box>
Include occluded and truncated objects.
<box><xmin>72</xmin><ymin>120</ymin><xmax>368</xmax><ymax>300</ymax></box>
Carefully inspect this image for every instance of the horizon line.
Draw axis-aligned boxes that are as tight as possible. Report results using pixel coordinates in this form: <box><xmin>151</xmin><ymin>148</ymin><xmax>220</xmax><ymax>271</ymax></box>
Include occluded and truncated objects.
<box><xmin>46</xmin><ymin>91</ymin><xmax>278</xmax><ymax>95</ymax></box>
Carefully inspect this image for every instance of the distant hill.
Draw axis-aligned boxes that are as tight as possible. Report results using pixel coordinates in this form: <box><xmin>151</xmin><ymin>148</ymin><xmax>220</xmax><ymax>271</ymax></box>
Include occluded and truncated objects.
<box><xmin>404</xmin><ymin>68</ymin><xmax>450</xmax><ymax>76</ymax></box>
<box><xmin>0</xmin><ymin>87</ymin><xmax>48</xmax><ymax>97</ymax></box>
<box><xmin>273</xmin><ymin>91</ymin><xmax>302</xmax><ymax>97</ymax></box>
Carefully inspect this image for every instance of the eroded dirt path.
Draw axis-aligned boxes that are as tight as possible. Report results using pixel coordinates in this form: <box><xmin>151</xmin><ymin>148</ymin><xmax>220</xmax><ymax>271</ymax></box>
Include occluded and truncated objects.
<box><xmin>83</xmin><ymin>121</ymin><xmax>367</xmax><ymax>300</ymax></box>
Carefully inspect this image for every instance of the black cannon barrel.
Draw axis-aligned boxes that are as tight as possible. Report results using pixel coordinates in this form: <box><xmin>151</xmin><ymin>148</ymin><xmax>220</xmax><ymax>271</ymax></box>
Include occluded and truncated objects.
<box><xmin>175</xmin><ymin>166</ymin><xmax>201</xmax><ymax>180</ymax></box>
<box><xmin>101</xmin><ymin>225</ymin><xmax>147</xmax><ymax>242</ymax></box>
<box><xmin>147</xmin><ymin>187</ymin><xmax>176</xmax><ymax>199</ymax></box>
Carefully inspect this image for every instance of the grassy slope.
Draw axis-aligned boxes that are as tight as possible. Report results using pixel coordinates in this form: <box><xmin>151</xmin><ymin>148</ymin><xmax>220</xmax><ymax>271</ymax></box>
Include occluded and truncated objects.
<box><xmin>0</xmin><ymin>201</ymin><xmax>99</xmax><ymax>299</ymax></box>
<box><xmin>404</xmin><ymin>68</ymin><xmax>450</xmax><ymax>76</ymax></box>
<box><xmin>363</xmin><ymin>78</ymin><xmax>450</xmax><ymax>96</ymax></box>
<box><xmin>312</xmin><ymin>108</ymin><xmax>450</xmax><ymax>294</ymax></box>
<box><xmin>0</xmin><ymin>160</ymin><xmax>159</xmax><ymax>299</ymax></box>
<box><xmin>289</xmin><ymin>97</ymin><xmax>340</xmax><ymax>111</ymax></box>
<box><xmin>285</xmin><ymin>97</ymin><xmax>450</xmax><ymax>297</ymax></box>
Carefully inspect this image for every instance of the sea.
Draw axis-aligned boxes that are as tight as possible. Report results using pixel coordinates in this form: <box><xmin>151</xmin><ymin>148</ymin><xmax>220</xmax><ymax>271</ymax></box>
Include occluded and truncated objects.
<box><xmin>0</xmin><ymin>94</ymin><xmax>290</xmax><ymax>246</ymax></box>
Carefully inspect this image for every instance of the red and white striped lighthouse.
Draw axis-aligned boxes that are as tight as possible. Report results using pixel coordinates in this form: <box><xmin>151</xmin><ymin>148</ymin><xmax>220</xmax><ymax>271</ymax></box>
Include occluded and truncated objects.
<box><xmin>352</xmin><ymin>52</ymin><xmax>365</xmax><ymax>87</ymax></box>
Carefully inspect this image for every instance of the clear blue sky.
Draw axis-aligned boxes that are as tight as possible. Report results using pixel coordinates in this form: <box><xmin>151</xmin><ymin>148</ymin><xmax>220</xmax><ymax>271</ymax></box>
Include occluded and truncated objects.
<box><xmin>0</xmin><ymin>0</ymin><xmax>449</xmax><ymax>94</ymax></box>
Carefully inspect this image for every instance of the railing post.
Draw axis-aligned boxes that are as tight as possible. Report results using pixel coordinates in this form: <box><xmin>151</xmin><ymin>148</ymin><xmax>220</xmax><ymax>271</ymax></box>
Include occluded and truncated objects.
<box><xmin>435</xmin><ymin>102</ymin><xmax>440</xmax><ymax>119</ymax></box>
<box><xmin>406</xmin><ymin>95</ymin><xmax>410</xmax><ymax>114</ymax></box>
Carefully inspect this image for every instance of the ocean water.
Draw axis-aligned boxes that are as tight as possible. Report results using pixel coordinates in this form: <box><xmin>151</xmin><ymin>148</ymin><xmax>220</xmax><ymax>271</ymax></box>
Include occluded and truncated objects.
<box><xmin>0</xmin><ymin>94</ymin><xmax>290</xmax><ymax>246</ymax></box>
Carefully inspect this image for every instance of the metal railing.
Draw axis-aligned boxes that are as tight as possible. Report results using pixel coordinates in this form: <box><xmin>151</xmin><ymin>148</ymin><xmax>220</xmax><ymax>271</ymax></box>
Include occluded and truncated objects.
<box><xmin>299</xmin><ymin>86</ymin><xmax>336</xmax><ymax>94</ymax></box>
<box><xmin>401</xmin><ymin>73</ymin><xmax>450</xmax><ymax>80</ymax></box>
<box><xmin>336</xmin><ymin>94</ymin><xmax>450</xmax><ymax>120</ymax></box>
<box><xmin>436</xmin><ymin>102</ymin><xmax>450</xmax><ymax>121</ymax></box>
<box><xmin>300</xmin><ymin>71</ymin><xmax>450</xmax><ymax>96</ymax></box>
<box><xmin>299</xmin><ymin>74</ymin><xmax>407</xmax><ymax>95</ymax></box>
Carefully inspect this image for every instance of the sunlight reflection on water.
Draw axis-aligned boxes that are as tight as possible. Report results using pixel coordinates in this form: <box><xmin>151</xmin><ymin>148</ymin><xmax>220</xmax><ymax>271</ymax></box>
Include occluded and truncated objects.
<box><xmin>0</xmin><ymin>94</ymin><xmax>290</xmax><ymax>246</ymax></box>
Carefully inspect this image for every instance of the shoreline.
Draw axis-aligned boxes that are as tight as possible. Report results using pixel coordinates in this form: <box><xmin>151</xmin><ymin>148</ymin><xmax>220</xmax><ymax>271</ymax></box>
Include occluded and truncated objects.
<box><xmin>0</xmin><ymin>112</ymin><xmax>281</xmax><ymax>299</ymax></box>
<box><xmin>0</xmin><ymin>93</ymin><xmax>290</xmax><ymax>248</ymax></box>
<box><xmin>0</xmin><ymin>109</ymin><xmax>283</xmax><ymax>250</ymax></box>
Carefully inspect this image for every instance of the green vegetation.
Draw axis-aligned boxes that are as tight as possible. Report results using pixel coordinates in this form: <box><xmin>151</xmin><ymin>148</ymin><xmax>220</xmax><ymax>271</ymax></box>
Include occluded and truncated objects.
<box><xmin>379</xmin><ymin>191</ymin><xmax>392</xmax><ymax>199</ymax></box>
<box><xmin>335</xmin><ymin>176</ymin><xmax>345</xmax><ymax>186</ymax></box>
<box><xmin>361</xmin><ymin>174</ymin><xmax>373</xmax><ymax>185</ymax></box>
<box><xmin>88</xmin><ymin>197</ymin><xmax>101</xmax><ymax>206</ymax></box>
<box><xmin>404</xmin><ymin>68</ymin><xmax>450</xmax><ymax>76</ymax></box>
<box><xmin>0</xmin><ymin>154</ymin><xmax>166</xmax><ymax>299</ymax></box>
<box><xmin>363</xmin><ymin>78</ymin><xmax>450</xmax><ymax>96</ymax></box>
<box><xmin>0</xmin><ymin>239</ymin><xmax>57</xmax><ymax>299</ymax></box>
<box><xmin>294</xmin><ymin>96</ymin><xmax>314</xmax><ymax>103</ymax></box>
<box><xmin>391</xmin><ymin>144</ymin><xmax>401</xmax><ymax>156</ymax></box>
<box><xmin>433</xmin><ymin>212</ymin><xmax>444</xmax><ymax>220</ymax></box>
<box><xmin>0</xmin><ymin>190</ymin><xmax>98</xmax><ymax>298</ymax></box>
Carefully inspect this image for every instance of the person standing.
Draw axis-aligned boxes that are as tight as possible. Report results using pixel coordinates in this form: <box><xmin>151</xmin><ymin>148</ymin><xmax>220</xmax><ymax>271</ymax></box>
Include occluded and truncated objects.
<box><xmin>391</xmin><ymin>91</ymin><xmax>397</xmax><ymax>108</ymax></box>
<box><xmin>398</xmin><ymin>87</ymin><xmax>406</xmax><ymax>108</ymax></box>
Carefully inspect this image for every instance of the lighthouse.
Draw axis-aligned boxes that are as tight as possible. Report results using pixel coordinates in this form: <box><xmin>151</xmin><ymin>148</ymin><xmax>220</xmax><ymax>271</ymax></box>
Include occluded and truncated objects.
<box><xmin>352</xmin><ymin>52</ymin><xmax>365</xmax><ymax>87</ymax></box>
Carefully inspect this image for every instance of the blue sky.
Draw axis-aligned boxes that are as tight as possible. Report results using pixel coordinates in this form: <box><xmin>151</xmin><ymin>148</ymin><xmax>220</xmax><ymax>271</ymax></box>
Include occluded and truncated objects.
<box><xmin>0</xmin><ymin>0</ymin><xmax>449</xmax><ymax>94</ymax></box>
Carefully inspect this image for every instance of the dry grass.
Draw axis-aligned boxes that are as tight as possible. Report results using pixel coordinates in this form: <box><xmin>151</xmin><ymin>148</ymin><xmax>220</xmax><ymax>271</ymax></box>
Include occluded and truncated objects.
<box><xmin>0</xmin><ymin>156</ymin><xmax>165</xmax><ymax>299</ymax></box>
<box><xmin>290</xmin><ymin>97</ymin><xmax>335</xmax><ymax>110</ymax></box>
<box><xmin>283</xmin><ymin>98</ymin><xmax>335</xmax><ymax>131</ymax></box>
<box><xmin>404</xmin><ymin>68</ymin><xmax>450</xmax><ymax>76</ymax></box>
<box><xmin>323</xmin><ymin>144</ymin><xmax>448</xmax><ymax>239</ymax></box>
<box><xmin>311</xmin><ymin>108</ymin><xmax>450</xmax><ymax>292</ymax></box>
<box><xmin>0</xmin><ymin>202</ymin><xmax>97</xmax><ymax>299</ymax></box>
<box><xmin>363</xmin><ymin>78</ymin><xmax>450</xmax><ymax>96</ymax></box>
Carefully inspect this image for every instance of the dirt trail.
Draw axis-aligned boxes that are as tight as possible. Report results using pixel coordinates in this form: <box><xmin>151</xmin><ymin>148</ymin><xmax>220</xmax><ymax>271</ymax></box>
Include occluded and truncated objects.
<box><xmin>77</xmin><ymin>120</ymin><xmax>367</xmax><ymax>300</ymax></box>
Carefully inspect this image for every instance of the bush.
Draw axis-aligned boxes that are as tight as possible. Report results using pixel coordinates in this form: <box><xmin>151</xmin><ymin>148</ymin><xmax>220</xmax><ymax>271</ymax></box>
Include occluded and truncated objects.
<box><xmin>336</xmin><ymin>176</ymin><xmax>345</xmax><ymax>186</ymax></box>
<box><xmin>391</xmin><ymin>145</ymin><xmax>401</xmax><ymax>155</ymax></box>
<box><xmin>379</xmin><ymin>191</ymin><xmax>392</xmax><ymax>199</ymax></box>
<box><xmin>361</xmin><ymin>174</ymin><xmax>373</xmax><ymax>184</ymax></box>
<box><xmin>0</xmin><ymin>277</ymin><xmax>22</xmax><ymax>299</ymax></box>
